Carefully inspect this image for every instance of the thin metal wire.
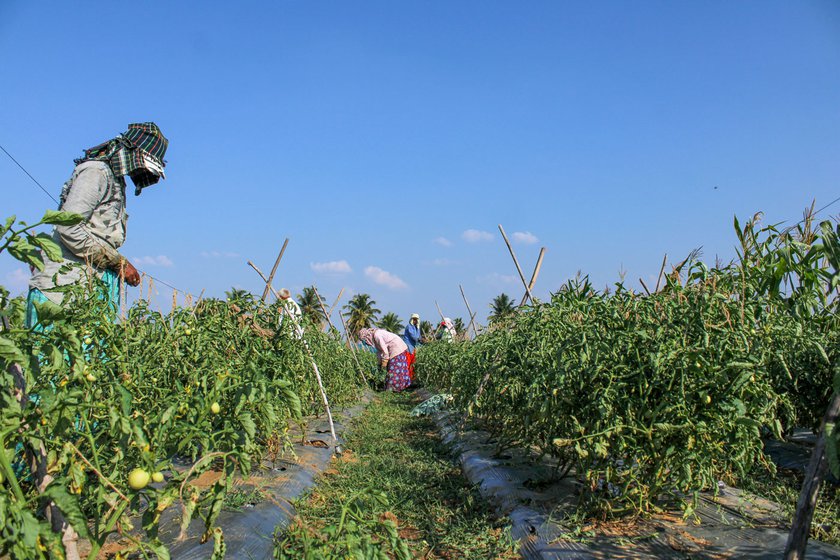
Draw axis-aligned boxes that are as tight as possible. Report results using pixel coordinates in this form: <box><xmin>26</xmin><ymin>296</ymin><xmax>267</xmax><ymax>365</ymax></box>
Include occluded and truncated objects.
<box><xmin>0</xmin><ymin>143</ymin><xmax>60</xmax><ymax>205</ymax></box>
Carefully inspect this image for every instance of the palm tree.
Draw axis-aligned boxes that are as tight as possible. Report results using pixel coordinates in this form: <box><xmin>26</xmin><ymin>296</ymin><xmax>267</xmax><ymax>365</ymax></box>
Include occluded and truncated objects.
<box><xmin>225</xmin><ymin>288</ymin><xmax>254</xmax><ymax>307</ymax></box>
<box><xmin>488</xmin><ymin>293</ymin><xmax>515</xmax><ymax>323</ymax></box>
<box><xmin>419</xmin><ymin>320</ymin><xmax>433</xmax><ymax>342</ymax></box>
<box><xmin>343</xmin><ymin>293</ymin><xmax>380</xmax><ymax>335</ymax></box>
<box><xmin>452</xmin><ymin>317</ymin><xmax>466</xmax><ymax>338</ymax></box>
<box><xmin>297</xmin><ymin>286</ymin><xmax>326</xmax><ymax>327</ymax></box>
<box><xmin>378</xmin><ymin>312</ymin><xmax>403</xmax><ymax>334</ymax></box>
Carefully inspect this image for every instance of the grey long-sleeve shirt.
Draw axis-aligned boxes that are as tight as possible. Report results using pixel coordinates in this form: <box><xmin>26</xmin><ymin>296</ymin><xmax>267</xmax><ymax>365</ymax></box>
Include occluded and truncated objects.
<box><xmin>29</xmin><ymin>161</ymin><xmax>128</xmax><ymax>304</ymax></box>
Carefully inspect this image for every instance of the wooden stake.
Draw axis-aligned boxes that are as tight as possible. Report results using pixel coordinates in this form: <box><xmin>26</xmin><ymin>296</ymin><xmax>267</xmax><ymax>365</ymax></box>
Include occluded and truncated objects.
<box><xmin>435</xmin><ymin>300</ymin><xmax>446</xmax><ymax>321</ymax></box>
<box><xmin>261</xmin><ymin>238</ymin><xmax>289</xmax><ymax>303</ymax></box>
<box><xmin>337</xmin><ymin>310</ymin><xmax>368</xmax><ymax>386</ymax></box>
<box><xmin>327</xmin><ymin>287</ymin><xmax>345</xmax><ymax>318</ymax></box>
<box><xmin>498</xmin><ymin>224</ymin><xmax>534</xmax><ymax>303</ymax></box>
<box><xmin>639</xmin><ymin>278</ymin><xmax>651</xmax><ymax>296</ymax></box>
<box><xmin>784</xmin><ymin>391</ymin><xmax>840</xmax><ymax>559</ymax></box>
<box><xmin>459</xmin><ymin>284</ymin><xmax>479</xmax><ymax>339</ymax></box>
<box><xmin>190</xmin><ymin>289</ymin><xmax>206</xmax><ymax>320</ymax></box>
<box><xmin>655</xmin><ymin>253</ymin><xmax>668</xmax><ymax>292</ymax></box>
<box><xmin>312</xmin><ymin>285</ymin><xmax>337</xmax><ymax>331</ymax></box>
<box><xmin>338</xmin><ymin>310</ymin><xmax>354</xmax><ymax>348</ymax></box>
<box><xmin>248</xmin><ymin>261</ymin><xmax>341</xmax><ymax>449</ymax></box>
<box><xmin>518</xmin><ymin>247</ymin><xmax>546</xmax><ymax>306</ymax></box>
<box><xmin>147</xmin><ymin>277</ymin><xmax>155</xmax><ymax>311</ymax></box>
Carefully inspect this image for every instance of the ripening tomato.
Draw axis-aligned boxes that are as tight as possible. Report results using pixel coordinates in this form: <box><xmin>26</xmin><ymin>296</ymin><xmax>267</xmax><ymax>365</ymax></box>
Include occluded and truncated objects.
<box><xmin>128</xmin><ymin>468</ymin><xmax>150</xmax><ymax>490</ymax></box>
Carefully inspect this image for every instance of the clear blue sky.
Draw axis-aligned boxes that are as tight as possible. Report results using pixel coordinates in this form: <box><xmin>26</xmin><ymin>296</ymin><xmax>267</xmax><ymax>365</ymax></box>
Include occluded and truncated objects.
<box><xmin>2</xmin><ymin>1</ymin><xmax>838</xmax><ymax>327</ymax></box>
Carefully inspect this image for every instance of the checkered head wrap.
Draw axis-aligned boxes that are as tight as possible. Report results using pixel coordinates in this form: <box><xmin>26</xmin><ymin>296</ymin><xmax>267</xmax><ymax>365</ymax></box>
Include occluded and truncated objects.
<box><xmin>76</xmin><ymin>122</ymin><xmax>168</xmax><ymax>195</ymax></box>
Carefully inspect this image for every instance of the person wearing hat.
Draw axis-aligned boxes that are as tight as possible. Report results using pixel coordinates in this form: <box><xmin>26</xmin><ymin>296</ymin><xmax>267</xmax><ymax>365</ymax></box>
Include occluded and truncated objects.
<box><xmin>26</xmin><ymin>122</ymin><xmax>168</xmax><ymax>327</ymax></box>
<box><xmin>402</xmin><ymin>313</ymin><xmax>421</xmax><ymax>381</ymax></box>
<box><xmin>277</xmin><ymin>288</ymin><xmax>303</xmax><ymax>339</ymax></box>
<box><xmin>435</xmin><ymin>317</ymin><xmax>457</xmax><ymax>343</ymax></box>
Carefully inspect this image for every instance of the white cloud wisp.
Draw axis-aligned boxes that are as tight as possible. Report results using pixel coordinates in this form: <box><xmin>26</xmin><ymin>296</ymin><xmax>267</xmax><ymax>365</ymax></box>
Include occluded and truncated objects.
<box><xmin>512</xmin><ymin>231</ymin><xmax>539</xmax><ymax>244</ymax></box>
<box><xmin>462</xmin><ymin>229</ymin><xmax>494</xmax><ymax>243</ymax></box>
<box><xmin>133</xmin><ymin>255</ymin><xmax>174</xmax><ymax>267</ymax></box>
<box><xmin>364</xmin><ymin>266</ymin><xmax>408</xmax><ymax>290</ymax></box>
<box><xmin>311</xmin><ymin>260</ymin><xmax>352</xmax><ymax>274</ymax></box>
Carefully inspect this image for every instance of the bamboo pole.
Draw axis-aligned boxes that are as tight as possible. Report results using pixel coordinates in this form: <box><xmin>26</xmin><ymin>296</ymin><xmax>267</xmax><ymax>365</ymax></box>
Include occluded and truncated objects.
<box><xmin>518</xmin><ymin>247</ymin><xmax>546</xmax><ymax>306</ymax></box>
<box><xmin>311</xmin><ymin>284</ymin><xmax>336</xmax><ymax>331</ymax></box>
<box><xmin>260</xmin><ymin>238</ymin><xmax>289</xmax><ymax>303</ymax></box>
<box><xmin>655</xmin><ymin>253</ymin><xmax>668</xmax><ymax>292</ymax></box>
<box><xmin>459</xmin><ymin>284</ymin><xmax>479</xmax><ymax>338</ymax></box>
<box><xmin>248</xmin><ymin>261</ymin><xmax>340</xmax><ymax>451</ymax></box>
<box><xmin>498</xmin><ymin>224</ymin><xmax>534</xmax><ymax>303</ymax></box>
<box><xmin>337</xmin><ymin>310</ymin><xmax>368</xmax><ymax>387</ymax></box>
<box><xmin>327</xmin><ymin>287</ymin><xmax>345</xmax><ymax>319</ymax></box>
<box><xmin>190</xmin><ymin>289</ymin><xmax>206</xmax><ymax>320</ymax></box>
<box><xmin>338</xmin><ymin>311</ymin><xmax>354</xmax><ymax>348</ymax></box>
<box><xmin>784</xmin><ymin>391</ymin><xmax>840</xmax><ymax>559</ymax></box>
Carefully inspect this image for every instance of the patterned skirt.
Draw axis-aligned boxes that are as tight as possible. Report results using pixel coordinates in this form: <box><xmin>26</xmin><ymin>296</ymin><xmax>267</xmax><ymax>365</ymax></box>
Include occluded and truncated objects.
<box><xmin>385</xmin><ymin>351</ymin><xmax>411</xmax><ymax>392</ymax></box>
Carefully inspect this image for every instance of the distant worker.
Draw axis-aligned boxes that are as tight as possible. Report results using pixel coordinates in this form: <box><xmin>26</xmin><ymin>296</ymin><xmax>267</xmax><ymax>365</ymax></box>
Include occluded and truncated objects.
<box><xmin>27</xmin><ymin>122</ymin><xmax>168</xmax><ymax>327</ymax></box>
<box><xmin>357</xmin><ymin>327</ymin><xmax>411</xmax><ymax>392</ymax></box>
<box><xmin>278</xmin><ymin>288</ymin><xmax>303</xmax><ymax>338</ymax></box>
<box><xmin>402</xmin><ymin>313</ymin><xmax>421</xmax><ymax>380</ymax></box>
<box><xmin>436</xmin><ymin>317</ymin><xmax>456</xmax><ymax>343</ymax></box>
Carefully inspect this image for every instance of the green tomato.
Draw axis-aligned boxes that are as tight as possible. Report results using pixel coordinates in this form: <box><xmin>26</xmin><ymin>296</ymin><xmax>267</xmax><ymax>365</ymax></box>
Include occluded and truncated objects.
<box><xmin>184</xmin><ymin>328</ymin><xmax>193</xmax><ymax>336</ymax></box>
<box><xmin>128</xmin><ymin>468</ymin><xmax>150</xmax><ymax>490</ymax></box>
<box><xmin>151</xmin><ymin>471</ymin><xmax>164</xmax><ymax>483</ymax></box>
<box><xmin>83</xmin><ymin>336</ymin><xmax>93</xmax><ymax>345</ymax></box>
<box><xmin>210</xmin><ymin>402</ymin><xmax>221</xmax><ymax>414</ymax></box>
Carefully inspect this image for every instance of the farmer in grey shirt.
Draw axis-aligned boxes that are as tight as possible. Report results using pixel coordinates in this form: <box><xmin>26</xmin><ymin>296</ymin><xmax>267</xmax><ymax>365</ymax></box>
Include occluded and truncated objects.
<box><xmin>26</xmin><ymin>122</ymin><xmax>168</xmax><ymax>327</ymax></box>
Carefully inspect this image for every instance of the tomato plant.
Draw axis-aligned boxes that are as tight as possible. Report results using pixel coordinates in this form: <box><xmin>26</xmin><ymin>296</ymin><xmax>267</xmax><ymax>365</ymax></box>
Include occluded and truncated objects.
<box><xmin>417</xmin><ymin>215</ymin><xmax>838</xmax><ymax>518</ymax></box>
<box><xmin>0</xmin><ymin>211</ymin><xmax>370</xmax><ymax>558</ymax></box>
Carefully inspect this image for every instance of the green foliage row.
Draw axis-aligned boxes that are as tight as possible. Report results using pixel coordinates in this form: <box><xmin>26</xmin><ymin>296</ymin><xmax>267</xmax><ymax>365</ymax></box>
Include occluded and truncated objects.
<box><xmin>417</xmin><ymin>215</ymin><xmax>840</xmax><ymax>518</ymax></box>
<box><xmin>0</xmin><ymin>212</ymin><xmax>371</xmax><ymax>559</ymax></box>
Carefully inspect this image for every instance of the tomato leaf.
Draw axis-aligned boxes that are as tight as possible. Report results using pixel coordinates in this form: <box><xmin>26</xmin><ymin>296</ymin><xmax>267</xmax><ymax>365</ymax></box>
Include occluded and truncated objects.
<box><xmin>41</xmin><ymin>483</ymin><xmax>89</xmax><ymax>538</ymax></box>
<box><xmin>0</xmin><ymin>336</ymin><xmax>25</xmax><ymax>365</ymax></box>
<box><xmin>32</xmin><ymin>300</ymin><xmax>65</xmax><ymax>323</ymax></box>
<box><xmin>30</xmin><ymin>233</ymin><xmax>63</xmax><ymax>263</ymax></box>
<box><xmin>41</xmin><ymin>210</ymin><xmax>84</xmax><ymax>226</ymax></box>
<box><xmin>7</xmin><ymin>237</ymin><xmax>44</xmax><ymax>271</ymax></box>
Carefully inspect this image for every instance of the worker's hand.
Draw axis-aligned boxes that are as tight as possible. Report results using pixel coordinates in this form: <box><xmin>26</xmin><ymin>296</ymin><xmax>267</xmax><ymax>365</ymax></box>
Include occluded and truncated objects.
<box><xmin>379</xmin><ymin>359</ymin><xmax>388</xmax><ymax>370</ymax></box>
<box><xmin>118</xmin><ymin>260</ymin><xmax>141</xmax><ymax>287</ymax></box>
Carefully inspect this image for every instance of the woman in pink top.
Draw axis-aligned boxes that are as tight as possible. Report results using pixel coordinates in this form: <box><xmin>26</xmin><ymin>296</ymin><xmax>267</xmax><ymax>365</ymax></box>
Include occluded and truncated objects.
<box><xmin>357</xmin><ymin>327</ymin><xmax>411</xmax><ymax>392</ymax></box>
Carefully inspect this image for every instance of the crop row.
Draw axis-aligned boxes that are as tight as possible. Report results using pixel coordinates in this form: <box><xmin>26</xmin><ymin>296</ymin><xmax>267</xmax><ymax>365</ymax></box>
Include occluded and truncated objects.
<box><xmin>416</xmin><ymin>216</ymin><xmax>839</xmax><ymax>518</ymax></box>
<box><xmin>0</xmin><ymin>212</ymin><xmax>372</xmax><ymax>559</ymax></box>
